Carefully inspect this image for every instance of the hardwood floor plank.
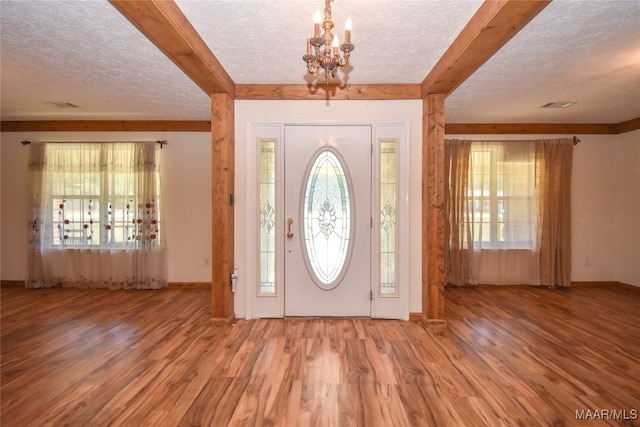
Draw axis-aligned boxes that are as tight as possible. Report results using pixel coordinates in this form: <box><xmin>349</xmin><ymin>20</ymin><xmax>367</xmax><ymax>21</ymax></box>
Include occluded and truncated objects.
<box><xmin>2</xmin><ymin>286</ymin><xmax>639</xmax><ymax>426</ymax></box>
<box><xmin>179</xmin><ymin>377</ymin><xmax>236</xmax><ymax>427</ymax></box>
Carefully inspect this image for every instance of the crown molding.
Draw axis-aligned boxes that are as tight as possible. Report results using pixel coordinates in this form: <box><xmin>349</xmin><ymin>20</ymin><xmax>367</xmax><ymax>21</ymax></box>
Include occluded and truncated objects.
<box><xmin>614</xmin><ymin>117</ymin><xmax>640</xmax><ymax>134</ymax></box>
<box><xmin>3</xmin><ymin>118</ymin><xmax>637</xmax><ymax>134</ymax></box>
<box><xmin>0</xmin><ymin>120</ymin><xmax>211</xmax><ymax>132</ymax></box>
<box><xmin>445</xmin><ymin>118</ymin><xmax>640</xmax><ymax>135</ymax></box>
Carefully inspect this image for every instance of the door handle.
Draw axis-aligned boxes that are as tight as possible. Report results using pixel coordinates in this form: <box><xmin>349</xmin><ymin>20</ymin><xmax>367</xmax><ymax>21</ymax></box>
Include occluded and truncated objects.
<box><xmin>287</xmin><ymin>218</ymin><xmax>294</xmax><ymax>238</ymax></box>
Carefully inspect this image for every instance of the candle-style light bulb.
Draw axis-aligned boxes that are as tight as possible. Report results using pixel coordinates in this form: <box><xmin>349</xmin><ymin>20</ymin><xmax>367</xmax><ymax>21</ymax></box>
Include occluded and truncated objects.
<box><xmin>314</xmin><ymin>9</ymin><xmax>321</xmax><ymax>37</ymax></box>
<box><xmin>345</xmin><ymin>17</ymin><xmax>352</xmax><ymax>43</ymax></box>
<box><xmin>333</xmin><ymin>34</ymin><xmax>339</xmax><ymax>55</ymax></box>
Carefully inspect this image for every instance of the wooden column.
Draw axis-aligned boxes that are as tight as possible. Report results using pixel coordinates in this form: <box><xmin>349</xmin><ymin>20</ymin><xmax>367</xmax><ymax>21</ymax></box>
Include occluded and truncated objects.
<box><xmin>211</xmin><ymin>93</ymin><xmax>235</xmax><ymax>322</ymax></box>
<box><xmin>422</xmin><ymin>94</ymin><xmax>447</xmax><ymax>328</ymax></box>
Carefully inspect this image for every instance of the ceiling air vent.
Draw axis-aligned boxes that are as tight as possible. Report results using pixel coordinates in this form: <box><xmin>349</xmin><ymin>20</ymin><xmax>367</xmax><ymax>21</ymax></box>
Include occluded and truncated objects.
<box><xmin>44</xmin><ymin>102</ymin><xmax>79</xmax><ymax>109</ymax></box>
<box><xmin>541</xmin><ymin>101</ymin><xmax>576</xmax><ymax>109</ymax></box>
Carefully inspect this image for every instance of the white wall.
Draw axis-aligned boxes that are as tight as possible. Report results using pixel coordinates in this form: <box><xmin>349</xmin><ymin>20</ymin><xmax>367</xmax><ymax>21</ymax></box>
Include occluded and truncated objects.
<box><xmin>572</xmin><ymin>134</ymin><xmax>619</xmax><ymax>282</ymax></box>
<box><xmin>571</xmin><ymin>131</ymin><xmax>640</xmax><ymax>286</ymax></box>
<box><xmin>614</xmin><ymin>130</ymin><xmax>640</xmax><ymax>286</ymax></box>
<box><xmin>1</xmin><ymin>121</ymin><xmax>637</xmax><ymax>315</ymax></box>
<box><xmin>0</xmin><ymin>132</ymin><xmax>212</xmax><ymax>284</ymax></box>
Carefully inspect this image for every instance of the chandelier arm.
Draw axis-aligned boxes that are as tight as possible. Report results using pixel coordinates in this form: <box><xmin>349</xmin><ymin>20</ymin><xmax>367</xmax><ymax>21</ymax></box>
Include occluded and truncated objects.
<box><xmin>337</xmin><ymin>53</ymin><xmax>349</xmax><ymax>67</ymax></box>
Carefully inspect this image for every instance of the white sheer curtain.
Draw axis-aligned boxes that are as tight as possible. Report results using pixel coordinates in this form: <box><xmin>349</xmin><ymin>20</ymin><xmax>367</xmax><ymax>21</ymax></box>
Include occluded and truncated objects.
<box><xmin>467</xmin><ymin>141</ymin><xmax>539</xmax><ymax>285</ymax></box>
<box><xmin>27</xmin><ymin>142</ymin><xmax>167</xmax><ymax>289</ymax></box>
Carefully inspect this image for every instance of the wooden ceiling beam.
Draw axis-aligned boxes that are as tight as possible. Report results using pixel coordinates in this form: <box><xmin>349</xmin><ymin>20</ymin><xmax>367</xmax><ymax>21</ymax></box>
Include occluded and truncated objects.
<box><xmin>109</xmin><ymin>0</ymin><xmax>234</xmax><ymax>97</ymax></box>
<box><xmin>422</xmin><ymin>0</ymin><xmax>551</xmax><ymax>97</ymax></box>
<box><xmin>235</xmin><ymin>84</ymin><xmax>421</xmax><ymax>100</ymax></box>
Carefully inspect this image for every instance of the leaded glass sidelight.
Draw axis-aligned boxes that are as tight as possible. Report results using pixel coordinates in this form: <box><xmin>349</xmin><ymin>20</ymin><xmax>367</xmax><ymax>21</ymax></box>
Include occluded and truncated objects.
<box><xmin>302</xmin><ymin>149</ymin><xmax>353</xmax><ymax>289</ymax></box>
<box><xmin>258</xmin><ymin>140</ymin><xmax>276</xmax><ymax>295</ymax></box>
<box><xmin>380</xmin><ymin>140</ymin><xmax>397</xmax><ymax>295</ymax></box>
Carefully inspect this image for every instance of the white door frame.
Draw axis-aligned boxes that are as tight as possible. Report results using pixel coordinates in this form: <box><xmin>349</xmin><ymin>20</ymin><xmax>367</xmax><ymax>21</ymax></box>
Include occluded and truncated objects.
<box><xmin>241</xmin><ymin>119</ymin><xmax>410</xmax><ymax>320</ymax></box>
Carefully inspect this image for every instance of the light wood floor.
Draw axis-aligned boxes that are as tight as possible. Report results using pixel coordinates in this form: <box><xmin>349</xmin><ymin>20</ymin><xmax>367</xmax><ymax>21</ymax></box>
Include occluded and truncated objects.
<box><xmin>2</xmin><ymin>285</ymin><xmax>639</xmax><ymax>426</ymax></box>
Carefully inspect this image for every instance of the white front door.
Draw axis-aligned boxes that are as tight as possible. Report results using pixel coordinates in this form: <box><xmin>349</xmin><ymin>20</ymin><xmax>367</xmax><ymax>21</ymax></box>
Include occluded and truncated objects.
<box><xmin>284</xmin><ymin>125</ymin><xmax>372</xmax><ymax>317</ymax></box>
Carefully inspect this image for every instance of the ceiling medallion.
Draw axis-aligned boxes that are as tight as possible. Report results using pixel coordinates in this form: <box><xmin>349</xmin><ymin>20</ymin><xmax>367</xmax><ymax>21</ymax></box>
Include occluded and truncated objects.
<box><xmin>303</xmin><ymin>0</ymin><xmax>354</xmax><ymax>85</ymax></box>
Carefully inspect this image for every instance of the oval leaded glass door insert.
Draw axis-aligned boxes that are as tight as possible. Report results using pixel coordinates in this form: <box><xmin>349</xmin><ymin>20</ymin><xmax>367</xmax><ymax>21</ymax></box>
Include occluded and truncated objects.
<box><xmin>302</xmin><ymin>149</ymin><xmax>354</xmax><ymax>289</ymax></box>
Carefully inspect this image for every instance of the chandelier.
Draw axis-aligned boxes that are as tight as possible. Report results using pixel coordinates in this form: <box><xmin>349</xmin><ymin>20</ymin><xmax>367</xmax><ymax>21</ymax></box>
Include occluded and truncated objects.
<box><xmin>303</xmin><ymin>0</ymin><xmax>354</xmax><ymax>84</ymax></box>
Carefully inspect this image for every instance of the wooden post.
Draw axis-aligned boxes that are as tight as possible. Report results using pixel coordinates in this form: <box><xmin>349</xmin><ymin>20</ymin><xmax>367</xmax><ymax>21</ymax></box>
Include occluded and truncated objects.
<box><xmin>422</xmin><ymin>94</ymin><xmax>447</xmax><ymax>329</ymax></box>
<box><xmin>211</xmin><ymin>93</ymin><xmax>235</xmax><ymax>322</ymax></box>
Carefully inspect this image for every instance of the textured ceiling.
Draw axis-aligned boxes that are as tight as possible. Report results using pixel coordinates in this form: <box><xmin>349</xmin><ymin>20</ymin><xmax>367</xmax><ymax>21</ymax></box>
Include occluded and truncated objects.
<box><xmin>0</xmin><ymin>0</ymin><xmax>210</xmax><ymax>121</ymax></box>
<box><xmin>175</xmin><ymin>0</ymin><xmax>482</xmax><ymax>84</ymax></box>
<box><xmin>446</xmin><ymin>0</ymin><xmax>640</xmax><ymax>124</ymax></box>
<box><xmin>1</xmin><ymin>0</ymin><xmax>639</xmax><ymax>124</ymax></box>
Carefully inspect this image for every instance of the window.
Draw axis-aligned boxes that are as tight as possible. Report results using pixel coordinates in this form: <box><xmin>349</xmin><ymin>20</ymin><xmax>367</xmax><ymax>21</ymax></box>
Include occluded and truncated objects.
<box><xmin>258</xmin><ymin>139</ymin><xmax>276</xmax><ymax>295</ymax></box>
<box><xmin>379</xmin><ymin>140</ymin><xmax>397</xmax><ymax>295</ymax></box>
<box><xmin>468</xmin><ymin>142</ymin><xmax>537</xmax><ymax>249</ymax></box>
<box><xmin>38</xmin><ymin>142</ymin><xmax>161</xmax><ymax>249</ymax></box>
<box><xmin>302</xmin><ymin>149</ymin><xmax>353</xmax><ymax>288</ymax></box>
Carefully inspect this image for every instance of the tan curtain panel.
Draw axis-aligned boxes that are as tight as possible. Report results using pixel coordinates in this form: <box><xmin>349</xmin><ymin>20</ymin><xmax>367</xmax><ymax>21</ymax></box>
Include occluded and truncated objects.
<box><xmin>445</xmin><ymin>139</ymin><xmax>472</xmax><ymax>286</ymax></box>
<box><xmin>536</xmin><ymin>138</ymin><xmax>574</xmax><ymax>287</ymax></box>
<box><xmin>445</xmin><ymin>138</ymin><xmax>573</xmax><ymax>287</ymax></box>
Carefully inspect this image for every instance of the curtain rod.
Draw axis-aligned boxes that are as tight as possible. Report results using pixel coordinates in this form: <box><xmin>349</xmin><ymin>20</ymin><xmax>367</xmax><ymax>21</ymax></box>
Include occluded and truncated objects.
<box><xmin>20</xmin><ymin>140</ymin><xmax>168</xmax><ymax>148</ymax></box>
<box><xmin>447</xmin><ymin>136</ymin><xmax>581</xmax><ymax>145</ymax></box>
